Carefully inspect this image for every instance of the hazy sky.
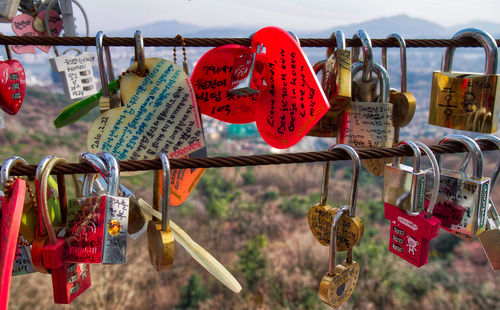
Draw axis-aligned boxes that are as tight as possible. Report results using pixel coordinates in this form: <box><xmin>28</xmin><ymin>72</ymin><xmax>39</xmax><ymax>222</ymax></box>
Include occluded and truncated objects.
<box><xmin>81</xmin><ymin>0</ymin><xmax>500</xmax><ymax>32</ymax></box>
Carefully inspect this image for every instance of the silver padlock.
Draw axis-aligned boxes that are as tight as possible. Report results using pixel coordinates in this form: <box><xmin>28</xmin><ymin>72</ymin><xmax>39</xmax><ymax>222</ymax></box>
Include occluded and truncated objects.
<box><xmin>229</xmin><ymin>44</ymin><xmax>261</xmax><ymax>96</ymax></box>
<box><xmin>432</xmin><ymin>134</ymin><xmax>490</xmax><ymax>240</ymax></box>
<box><xmin>383</xmin><ymin>140</ymin><xmax>427</xmax><ymax>213</ymax></box>
<box><xmin>96</xmin><ymin>31</ymin><xmax>121</xmax><ymax>112</ymax></box>
<box><xmin>50</xmin><ymin>51</ymin><xmax>97</xmax><ymax>100</ymax></box>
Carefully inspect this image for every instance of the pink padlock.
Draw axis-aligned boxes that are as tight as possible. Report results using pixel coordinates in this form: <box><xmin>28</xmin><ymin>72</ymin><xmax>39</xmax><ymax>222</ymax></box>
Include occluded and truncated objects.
<box><xmin>384</xmin><ymin>140</ymin><xmax>441</xmax><ymax>267</ymax></box>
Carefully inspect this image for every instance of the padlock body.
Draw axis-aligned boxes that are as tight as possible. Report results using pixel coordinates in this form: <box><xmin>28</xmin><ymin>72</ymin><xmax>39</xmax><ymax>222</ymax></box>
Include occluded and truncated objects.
<box><xmin>51</xmin><ymin>262</ymin><xmax>91</xmax><ymax>304</ymax></box>
<box><xmin>66</xmin><ymin>195</ymin><xmax>129</xmax><ymax>264</ymax></box>
<box><xmin>12</xmin><ymin>243</ymin><xmax>35</xmax><ymax>275</ymax></box>
<box><xmin>345</xmin><ymin>101</ymin><xmax>393</xmax><ymax>148</ymax></box>
<box><xmin>308</xmin><ymin>49</ymin><xmax>351</xmax><ymax>137</ymax></box>
<box><xmin>478</xmin><ymin>228</ymin><xmax>500</xmax><ymax>270</ymax></box>
<box><xmin>318</xmin><ymin>261</ymin><xmax>359</xmax><ymax>308</ymax></box>
<box><xmin>384</xmin><ymin>203</ymin><xmax>441</xmax><ymax>267</ymax></box>
<box><xmin>229</xmin><ymin>52</ymin><xmax>260</xmax><ymax>96</ymax></box>
<box><xmin>383</xmin><ymin>163</ymin><xmax>427</xmax><ymax>213</ymax></box>
<box><xmin>147</xmin><ymin>221</ymin><xmax>174</xmax><ymax>271</ymax></box>
<box><xmin>427</xmin><ymin>168</ymin><xmax>490</xmax><ymax>239</ymax></box>
<box><xmin>429</xmin><ymin>71</ymin><xmax>500</xmax><ymax>133</ymax></box>
<box><xmin>42</xmin><ymin>238</ymin><xmax>65</xmax><ymax>270</ymax></box>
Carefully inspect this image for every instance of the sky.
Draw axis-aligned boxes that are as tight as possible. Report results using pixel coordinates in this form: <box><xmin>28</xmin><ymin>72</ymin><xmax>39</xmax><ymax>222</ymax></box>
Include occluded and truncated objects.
<box><xmin>80</xmin><ymin>0</ymin><xmax>500</xmax><ymax>32</ymax></box>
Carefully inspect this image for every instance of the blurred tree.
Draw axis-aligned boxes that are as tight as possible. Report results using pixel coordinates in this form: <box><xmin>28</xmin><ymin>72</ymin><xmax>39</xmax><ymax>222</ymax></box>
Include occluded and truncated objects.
<box><xmin>238</xmin><ymin>235</ymin><xmax>268</xmax><ymax>290</ymax></box>
<box><xmin>174</xmin><ymin>273</ymin><xmax>208</xmax><ymax>310</ymax></box>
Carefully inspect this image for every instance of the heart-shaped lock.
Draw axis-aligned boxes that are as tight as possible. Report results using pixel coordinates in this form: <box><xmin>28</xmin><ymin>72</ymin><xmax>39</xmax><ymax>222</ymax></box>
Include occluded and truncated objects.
<box><xmin>190</xmin><ymin>44</ymin><xmax>258</xmax><ymax>123</ymax></box>
<box><xmin>308</xmin><ymin>145</ymin><xmax>364</xmax><ymax>251</ymax></box>
<box><xmin>252</xmin><ymin>27</ymin><xmax>330</xmax><ymax>148</ymax></box>
<box><xmin>11</xmin><ymin>10</ymin><xmax>62</xmax><ymax>54</ymax></box>
<box><xmin>318</xmin><ymin>206</ymin><xmax>360</xmax><ymax>308</ymax></box>
<box><xmin>87</xmin><ymin>32</ymin><xmax>206</xmax><ymax>206</ymax></box>
<box><xmin>0</xmin><ymin>57</ymin><xmax>26</xmax><ymax>115</ymax></box>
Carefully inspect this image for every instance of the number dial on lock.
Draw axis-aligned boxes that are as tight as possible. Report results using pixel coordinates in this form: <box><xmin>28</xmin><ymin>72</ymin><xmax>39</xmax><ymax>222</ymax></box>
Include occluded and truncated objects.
<box><xmin>318</xmin><ymin>261</ymin><xmax>359</xmax><ymax>308</ymax></box>
<box><xmin>307</xmin><ymin>204</ymin><xmax>364</xmax><ymax>250</ymax></box>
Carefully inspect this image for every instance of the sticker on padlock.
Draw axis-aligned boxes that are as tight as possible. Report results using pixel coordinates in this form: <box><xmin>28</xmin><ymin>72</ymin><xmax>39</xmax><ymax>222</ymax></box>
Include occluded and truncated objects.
<box><xmin>384</xmin><ymin>141</ymin><xmax>441</xmax><ymax>267</ymax></box>
<box><xmin>50</xmin><ymin>52</ymin><xmax>97</xmax><ymax>100</ymax></box>
<box><xmin>65</xmin><ymin>152</ymin><xmax>129</xmax><ymax>264</ymax></box>
<box><xmin>427</xmin><ymin>135</ymin><xmax>490</xmax><ymax>240</ymax></box>
<box><xmin>308</xmin><ymin>30</ymin><xmax>351</xmax><ymax>138</ymax></box>
<box><xmin>318</xmin><ymin>206</ymin><xmax>360</xmax><ymax>308</ymax></box>
<box><xmin>429</xmin><ymin>28</ymin><xmax>499</xmax><ymax>133</ymax></box>
<box><xmin>35</xmin><ymin>156</ymin><xmax>91</xmax><ymax>304</ymax></box>
<box><xmin>229</xmin><ymin>44</ymin><xmax>262</xmax><ymax>96</ymax></box>
<box><xmin>308</xmin><ymin>144</ymin><xmax>364</xmax><ymax>251</ymax></box>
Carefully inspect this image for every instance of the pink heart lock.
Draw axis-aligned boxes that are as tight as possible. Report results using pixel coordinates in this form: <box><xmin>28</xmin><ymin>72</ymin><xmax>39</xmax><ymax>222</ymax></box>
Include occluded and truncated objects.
<box><xmin>0</xmin><ymin>59</ymin><xmax>26</xmax><ymax>115</ymax></box>
<box><xmin>252</xmin><ymin>27</ymin><xmax>330</xmax><ymax>148</ymax></box>
<box><xmin>11</xmin><ymin>10</ymin><xmax>63</xmax><ymax>54</ymax></box>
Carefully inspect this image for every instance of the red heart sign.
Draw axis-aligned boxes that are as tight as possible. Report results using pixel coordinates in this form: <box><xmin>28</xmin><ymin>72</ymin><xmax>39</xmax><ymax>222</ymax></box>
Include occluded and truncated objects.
<box><xmin>0</xmin><ymin>60</ymin><xmax>26</xmax><ymax>115</ymax></box>
<box><xmin>252</xmin><ymin>27</ymin><xmax>330</xmax><ymax>148</ymax></box>
<box><xmin>191</xmin><ymin>45</ymin><xmax>258</xmax><ymax>124</ymax></box>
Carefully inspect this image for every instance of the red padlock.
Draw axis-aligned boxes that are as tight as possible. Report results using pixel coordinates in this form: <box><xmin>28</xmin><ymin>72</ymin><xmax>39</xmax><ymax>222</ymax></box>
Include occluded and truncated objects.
<box><xmin>384</xmin><ymin>141</ymin><xmax>441</xmax><ymax>267</ymax></box>
<box><xmin>37</xmin><ymin>157</ymin><xmax>91</xmax><ymax>304</ymax></box>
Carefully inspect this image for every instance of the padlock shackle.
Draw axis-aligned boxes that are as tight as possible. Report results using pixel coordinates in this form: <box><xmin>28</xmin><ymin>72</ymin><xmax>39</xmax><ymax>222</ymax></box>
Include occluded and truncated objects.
<box><xmin>351</xmin><ymin>62</ymin><xmax>390</xmax><ymax>103</ymax></box>
<box><xmin>438</xmin><ymin>134</ymin><xmax>484</xmax><ymax>179</ymax></box>
<box><xmin>0</xmin><ymin>156</ymin><xmax>28</xmax><ymax>191</ymax></box>
<box><xmin>442</xmin><ymin>28</ymin><xmax>498</xmax><ymax>75</ymax></box>
<box><xmin>413</xmin><ymin>141</ymin><xmax>440</xmax><ymax>217</ymax></box>
<box><xmin>393</xmin><ymin>140</ymin><xmax>421</xmax><ymax>171</ymax></box>
<box><xmin>39</xmin><ymin>157</ymin><xmax>79</xmax><ymax>245</ymax></box>
<box><xmin>79</xmin><ymin>152</ymin><xmax>108</xmax><ymax>198</ymax></box>
<box><xmin>159</xmin><ymin>153</ymin><xmax>171</xmax><ymax>231</ymax></box>
<box><xmin>134</xmin><ymin>30</ymin><xmax>146</xmax><ymax>76</ymax></box>
<box><xmin>319</xmin><ymin>160</ymin><xmax>331</xmax><ymax>206</ymax></box>
<box><xmin>97</xmin><ymin>152</ymin><xmax>120</xmax><ymax>196</ymax></box>
<box><xmin>313</xmin><ymin>60</ymin><xmax>326</xmax><ymax>75</ymax></box>
<box><xmin>461</xmin><ymin>135</ymin><xmax>500</xmax><ymax>188</ymax></box>
<box><xmin>331</xmin><ymin>144</ymin><xmax>360</xmax><ymax>217</ymax></box>
<box><xmin>381</xmin><ymin>33</ymin><xmax>407</xmax><ymax>92</ymax></box>
<box><xmin>35</xmin><ymin>156</ymin><xmax>57</xmax><ymax>237</ymax></box>
<box><xmin>96</xmin><ymin>31</ymin><xmax>114</xmax><ymax>98</ymax></box>
<box><xmin>352</xmin><ymin>29</ymin><xmax>373</xmax><ymax>82</ymax></box>
<box><xmin>327</xmin><ymin>30</ymin><xmax>346</xmax><ymax>57</ymax></box>
<box><xmin>328</xmin><ymin>206</ymin><xmax>349</xmax><ymax>276</ymax></box>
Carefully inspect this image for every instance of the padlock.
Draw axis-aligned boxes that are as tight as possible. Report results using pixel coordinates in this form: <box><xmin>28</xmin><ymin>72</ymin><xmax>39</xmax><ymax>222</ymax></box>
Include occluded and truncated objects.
<box><xmin>0</xmin><ymin>0</ymin><xmax>21</xmax><ymax>22</ymax></box>
<box><xmin>381</xmin><ymin>33</ymin><xmax>416</xmax><ymax>143</ymax></box>
<box><xmin>65</xmin><ymin>152</ymin><xmax>129</xmax><ymax>264</ymax></box>
<box><xmin>0</xmin><ymin>156</ymin><xmax>36</xmax><ymax>276</ymax></box>
<box><xmin>147</xmin><ymin>153</ymin><xmax>175</xmax><ymax>271</ymax></box>
<box><xmin>429</xmin><ymin>134</ymin><xmax>490</xmax><ymax>240</ymax></box>
<box><xmin>429</xmin><ymin>28</ymin><xmax>499</xmax><ymax>133</ymax></box>
<box><xmin>383</xmin><ymin>141</ymin><xmax>427</xmax><ymax>213</ymax></box>
<box><xmin>461</xmin><ymin>134</ymin><xmax>500</xmax><ymax>269</ymax></box>
<box><xmin>308</xmin><ymin>144</ymin><xmax>364</xmax><ymax>251</ymax></box>
<box><xmin>37</xmin><ymin>156</ymin><xmax>91</xmax><ymax>304</ymax></box>
<box><xmin>384</xmin><ymin>141</ymin><xmax>442</xmax><ymax>267</ymax></box>
<box><xmin>346</xmin><ymin>61</ymin><xmax>393</xmax><ymax>176</ymax></box>
<box><xmin>0</xmin><ymin>160</ymin><xmax>27</xmax><ymax>309</ymax></box>
<box><xmin>96</xmin><ymin>31</ymin><xmax>121</xmax><ymax>112</ymax></box>
<box><xmin>308</xmin><ymin>30</ymin><xmax>351</xmax><ymax>138</ymax></box>
<box><xmin>50</xmin><ymin>51</ymin><xmax>97</xmax><ymax>100</ymax></box>
<box><xmin>318</xmin><ymin>206</ymin><xmax>360</xmax><ymax>308</ymax></box>
<box><xmin>229</xmin><ymin>43</ymin><xmax>262</xmax><ymax>96</ymax></box>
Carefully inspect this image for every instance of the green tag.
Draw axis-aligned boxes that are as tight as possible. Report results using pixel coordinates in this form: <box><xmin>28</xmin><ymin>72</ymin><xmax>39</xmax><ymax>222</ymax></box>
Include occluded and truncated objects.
<box><xmin>54</xmin><ymin>80</ymin><xmax>119</xmax><ymax>128</ymax></box>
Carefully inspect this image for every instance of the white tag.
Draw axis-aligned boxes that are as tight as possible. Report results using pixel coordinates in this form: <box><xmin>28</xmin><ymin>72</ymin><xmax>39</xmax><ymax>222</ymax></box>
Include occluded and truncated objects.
<box><xmin>50</xmin><ymin>52</ymin><xmax>98</xmax><ymax>99</ymax></box>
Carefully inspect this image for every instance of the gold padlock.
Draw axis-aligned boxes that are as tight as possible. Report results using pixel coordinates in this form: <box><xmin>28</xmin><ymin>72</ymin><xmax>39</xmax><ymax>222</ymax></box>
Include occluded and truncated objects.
<box><xmin>381</xmin><ymin>33</ymin><xmax>416</xmax><ymax>144</ymax></box>
<box><xmin>429</xmin><ymin>28</ymin><xmax>499</xmax><ymax>133</ymax></box>
<box><xmin>147</xmin><ymin>153</ymin><xmax>175</xmax><ymax>271</ymax></box>
<box><xmin>308</xmin><ymin>144</ymin><xmax>364</xmax><ymax>250</ymax></box>
<box><xmin>318</xmin><ymin>206</ymin><xmax>360</xmax><ymax>308</ymax></box>
<box><xmin>308</xmin><ymin>31</ymin><xmax>351</xmax><ymax>138</ymax></box>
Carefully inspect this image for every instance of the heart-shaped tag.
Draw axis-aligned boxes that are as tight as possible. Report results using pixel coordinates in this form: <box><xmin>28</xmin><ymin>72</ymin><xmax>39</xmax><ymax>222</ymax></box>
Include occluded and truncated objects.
<box><xmin>11</xmin><ymin>10</ymin><xmax>62</xmax><ymax>54</ymax></box>
<box><xmin>191</xmin><ymin>45</ymin><xmax>258</xmax><ymax>124</ymax></box>
<box><xmin>0</xmin><ymin>178</ymin><xmax>26</xmax><ymax>309</ymax></box>
<box><xmin>87</xmin><ymin>58</ymin><xmax>206</xmax><ymax>205</ymax></box>
<box><xmin>0</xmin><ymin>59</ymin><xmax>26</xmax><ymax>115</ymax></box>
<box><xmin>252</xmin><ymin>26</ymin><xmax>330</xmax><ymax>148</ymax></box>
